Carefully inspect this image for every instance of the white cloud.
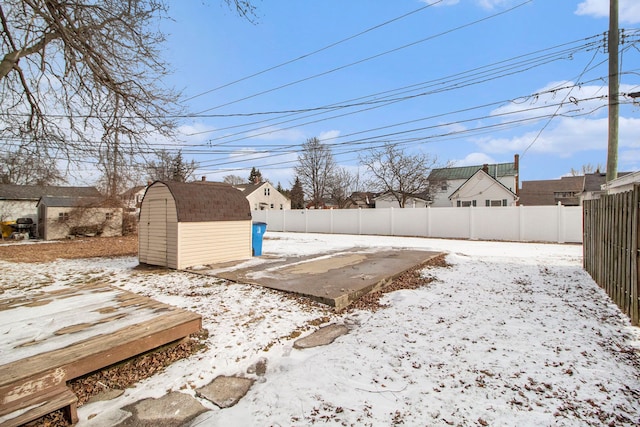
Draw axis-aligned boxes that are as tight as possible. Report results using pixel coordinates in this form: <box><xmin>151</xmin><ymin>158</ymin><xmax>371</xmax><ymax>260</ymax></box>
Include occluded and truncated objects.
<box><xmin>472</xmin><ymin>115</ymin><xmax>640</xmax><ymax>156</ymax></box>
<box><xmin>422</xmin><ymin>0</ymin><xmax>460</xmax><ymax>6</ymax></box>
<box><xmin>422</xmin><ymin>0</ymin><xmax>511</xmax><ymax>8</ymax></box>
<box><xmin>454</xmin><ymin>152</ymin><xmax>497</xmax><ymax>166</ymax></box>
<box><xmin>476</xmin><ymin>0</ymin><xmax>513</xmax><ymax>10</ymax></box>
<box><xmin>317</xmin><ymin>130</ymin><xmax>341</xmax><ymax>143</ymax></box>
<box><xmin>575</xmin><ymin>0</ymin><xmax>640</xmax><ymax>24</ymax></box>
<box><xmin>490</xmin><ymin>81</ymin><xmax>611</xmax><ymax>122</ymax></box>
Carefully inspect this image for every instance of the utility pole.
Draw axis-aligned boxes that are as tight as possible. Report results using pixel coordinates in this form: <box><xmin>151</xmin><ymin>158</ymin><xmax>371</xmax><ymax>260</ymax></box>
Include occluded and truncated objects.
<box><xmin>606</xmin><ymin>0</ymin><xmax>619</xmax><ymax>182</ymax></box>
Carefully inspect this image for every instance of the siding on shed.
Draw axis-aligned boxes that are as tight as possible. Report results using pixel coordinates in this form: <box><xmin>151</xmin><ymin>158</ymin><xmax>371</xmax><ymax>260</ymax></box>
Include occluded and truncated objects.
<box><xmin>139</xmin><ymin>185</ymin><xmax>178</xmax><ymax>268</ymax></box>
<box><xmin>176</xmin><ymin>221</ymin><xmax>251</xmax><ymax>269</ymax></box>
<box><xmin>139</xmin><ymin>181</ymin><xmax>251</xmax><ymax>269</ymax></box>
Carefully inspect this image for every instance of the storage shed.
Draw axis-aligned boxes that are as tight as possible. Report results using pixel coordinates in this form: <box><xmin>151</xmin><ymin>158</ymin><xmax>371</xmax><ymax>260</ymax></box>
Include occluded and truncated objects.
<box><xmin>138</xmin><ymin>181</ymin><xmax>252</xmax><ymax>269</ymax></box>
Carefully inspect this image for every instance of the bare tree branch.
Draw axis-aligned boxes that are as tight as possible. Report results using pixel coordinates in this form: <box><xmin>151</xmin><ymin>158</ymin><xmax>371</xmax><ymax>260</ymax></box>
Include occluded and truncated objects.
<box><xmin>360</xmin><ymin>143</ymin><xmax>439</xmax><ymax>208</ymax></box>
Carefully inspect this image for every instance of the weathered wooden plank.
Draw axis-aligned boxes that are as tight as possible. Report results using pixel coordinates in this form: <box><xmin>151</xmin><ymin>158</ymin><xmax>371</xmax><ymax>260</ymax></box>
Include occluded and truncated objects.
<box><xmin>0</xmin><ymin>386</ymin><xmax>77</xmax><ymax>427</ymax></box>
<box><xmin>0</xmin><ymin>284</ymin><xmax>202</xmax><ymax>418</ymax></box>
<box><xmin>0</xmin><ymin>309</ymin><xmax>201</xmax><ymax>388</ymax></box>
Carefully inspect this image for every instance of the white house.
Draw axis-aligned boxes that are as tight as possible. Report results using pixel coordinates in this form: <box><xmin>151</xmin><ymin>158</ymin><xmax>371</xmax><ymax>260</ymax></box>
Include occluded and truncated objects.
<box><xmin>448</xmin><ymin>168</ymin><xmax>518</xmax><ymax>207</ymax></box>
<box><xmin>234</xmin><ymin>181</ymin><xmax>291</xmax><ymax>211</ymax></box>
<box><xmin>374</xmin><ymin>192</ymin><xmax>430</xmax><ymax>208</ymax></box>
<box><xmin>428</xmin><ymin>155</ymin><xmax>519</xmax><ymax>207</ymax></box>
<box><xmin>601</xmin><ymin>171</ymin><xmax>640</xmax><ymax>194</ymax></box>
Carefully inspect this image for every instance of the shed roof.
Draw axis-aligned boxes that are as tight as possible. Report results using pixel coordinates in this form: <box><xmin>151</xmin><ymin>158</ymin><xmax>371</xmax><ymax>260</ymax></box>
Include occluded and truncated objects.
<box><xmin>153</xmin><ymin>181</ymin><xmax>251</xmax><ymax>222</ymax></box>
<box><xmin>0</xmin><ymin>185</ymin><xmax>101</xmax><ymax>201</ymax></box>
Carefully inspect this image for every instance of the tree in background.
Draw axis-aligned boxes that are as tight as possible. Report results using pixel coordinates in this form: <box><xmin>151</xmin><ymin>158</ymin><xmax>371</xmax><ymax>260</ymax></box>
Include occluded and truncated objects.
<box><xmin>248</xmin><ymin>167</ymin><xmax>263</xmax><ymax>184</ymax></box>
<box><xmin>294</xmin><ymin>137</ymin><xmax>336</xmax><ymax>208</ymax></box>
<box><xmin>360</xmin><ymin>143</ymin><xmax>438</xmax><ymax>208</ymax></box>
<box><xmin>0</xmin><ymin>150</ymin><xmax>65</xmax><ymax>185</ymax></box>
<box><xmin>223</xmin><ymin>174</ymin><xmax>246</xmax><ymax>185</ymax></box>
<box><xmin>570</xmin><ymin>163</ymin><xmax>603</xmax><ymax>176</ymax></box>
<box><xmin>146</xmin><ymin>150</ymin><xmax>198</xmax><ymax>183</ymax></box>
<box><xmin>327</xmin><ymin>167</ymin><xmax>359</xmax><ymax>209</ymax></box>
<box><xmin>290</xmin><ymin>177</ymin><xmax>305</xmax><ymax>209</ymax></box>
<box><xmin>0</xmin><ymin>0</ymin><xmax>257</xmax><ymax>182</ymax></box>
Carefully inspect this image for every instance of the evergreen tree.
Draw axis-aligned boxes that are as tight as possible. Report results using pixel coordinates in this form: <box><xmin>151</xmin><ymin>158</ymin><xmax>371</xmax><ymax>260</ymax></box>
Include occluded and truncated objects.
<box><xmin>248</xmin><ymin>167</ymin><xmax>263</xmax><ymax>183</ymax></box>
<box><xmin>290</xmin><ymin>176</ymin><xmax>305</xmax><ymax>209</ymax></box>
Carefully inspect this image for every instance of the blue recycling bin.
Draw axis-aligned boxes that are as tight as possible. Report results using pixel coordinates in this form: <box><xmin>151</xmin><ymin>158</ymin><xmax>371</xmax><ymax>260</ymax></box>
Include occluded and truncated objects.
<box><xmin>251</xmin><ymin>222</ymin><xmax>267</xmax><ymax>256</ymax></box>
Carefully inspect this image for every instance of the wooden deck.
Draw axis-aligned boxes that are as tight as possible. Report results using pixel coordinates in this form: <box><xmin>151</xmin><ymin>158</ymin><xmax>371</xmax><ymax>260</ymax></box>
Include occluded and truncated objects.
<box><xmin>0</xmin><ymin>284</ymin><xmax>202</xmax><ymax>426</ymax></box>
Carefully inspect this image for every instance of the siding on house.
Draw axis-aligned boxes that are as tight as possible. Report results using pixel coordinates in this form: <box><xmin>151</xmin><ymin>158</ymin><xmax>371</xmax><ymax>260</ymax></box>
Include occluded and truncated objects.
<box><xmin>449</xmin><ymin>170</ymin><xmax>518</xmax><ymax>207</ymax></box>
<box><xmin>235</xmin><ymin>182</ymin><xmax>291</xmax><ymax>210</ymax></box>
<box><xmin>37</xmin><ymin>196</ymin><xmax>123</xmax><ymax>240</ymax></box>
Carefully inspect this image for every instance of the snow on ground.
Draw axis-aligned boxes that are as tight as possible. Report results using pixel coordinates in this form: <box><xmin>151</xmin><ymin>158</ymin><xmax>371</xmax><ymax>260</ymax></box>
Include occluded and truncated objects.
<box><xmin>1</xmin><ymin>233</ymin><xmax>639</xmax><ymax>426</ymax></box>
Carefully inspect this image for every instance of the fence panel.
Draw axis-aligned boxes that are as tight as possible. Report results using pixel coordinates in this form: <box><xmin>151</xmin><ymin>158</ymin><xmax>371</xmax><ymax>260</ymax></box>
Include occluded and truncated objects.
<box><xmin>254</xmin><ymin>205</ymin><xmax>582</xmax><ymax>243</ymax></box>
<box><xmin>583</xmin><ymin>186</ymin><xmax>639</xmax><ymax>325</ymax></box>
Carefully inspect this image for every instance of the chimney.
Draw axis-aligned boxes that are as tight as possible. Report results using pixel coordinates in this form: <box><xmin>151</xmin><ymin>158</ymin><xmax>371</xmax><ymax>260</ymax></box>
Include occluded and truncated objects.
<box><xmin>201</xmin><ymin>176</ymin><xmax>206</xmax><ymax>182</ymax></box>
<box><xmin>482</xmin><ymin>164</ymin><xmax>489</xmax><ymax>174</ymax></box>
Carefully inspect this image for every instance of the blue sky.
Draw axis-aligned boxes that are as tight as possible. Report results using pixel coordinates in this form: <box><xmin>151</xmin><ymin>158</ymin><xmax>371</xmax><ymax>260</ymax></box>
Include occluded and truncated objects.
<box><xmin>156</xmin><ymin>0</ymin><xmax>640</xmax><ymax>188</ymax></box>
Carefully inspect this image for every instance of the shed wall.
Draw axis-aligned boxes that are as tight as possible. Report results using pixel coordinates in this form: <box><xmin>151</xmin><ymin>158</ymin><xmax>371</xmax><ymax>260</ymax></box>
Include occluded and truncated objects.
<box><xmin>40</xmin><ymin>206</ymin><xmax>122</xmax><ymax>240</ymax></box>
<box><xmin>139</xmin><ymin>185</ymin><xmax>178</xmax><ymax>268</ymax></box>
<box><xmin>176</xmin><ymin>221</ymin><xmax>251</xmax><ymax>269</ymax></box>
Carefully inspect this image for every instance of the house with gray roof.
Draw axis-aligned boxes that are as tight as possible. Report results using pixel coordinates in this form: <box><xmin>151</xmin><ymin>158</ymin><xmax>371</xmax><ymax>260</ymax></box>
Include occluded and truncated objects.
<box><xmin>0</xmin><ymin>184</ymin><xmax>102</xmax><ymax>230</ymax></box>
<box><xmin>519</xmin><ymin>172</ymin><xmax>633</xmax><ymax>206</ymax></box>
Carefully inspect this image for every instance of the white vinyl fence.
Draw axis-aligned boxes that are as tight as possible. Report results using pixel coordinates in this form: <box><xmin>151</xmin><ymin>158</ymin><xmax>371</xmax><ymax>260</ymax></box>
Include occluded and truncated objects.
<box><xmin>252</xmin><ymin>205</ymin><xmax>583</xmax><ymax>244</ymax></box>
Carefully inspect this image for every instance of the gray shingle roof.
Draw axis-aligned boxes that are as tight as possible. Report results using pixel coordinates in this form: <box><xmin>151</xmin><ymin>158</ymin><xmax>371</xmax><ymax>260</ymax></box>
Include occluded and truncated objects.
<box><xmin>158</xmin><ymin>181</ymin><xmax>251</xmax><ymax>222</ymax></box>
<box><xmin>518</xmin><ymin>176</ymin><xmax>584</xmax><ymax>206</ymax></box>
<box><xmin>0</xmin><ymin>184</ymin><xmax>101</xmax><ymax>200</ymax></box>
<box><xmin>37</xmin><ymin>196</ymin><xmax>105</xmax><ymax>208</ymax></box>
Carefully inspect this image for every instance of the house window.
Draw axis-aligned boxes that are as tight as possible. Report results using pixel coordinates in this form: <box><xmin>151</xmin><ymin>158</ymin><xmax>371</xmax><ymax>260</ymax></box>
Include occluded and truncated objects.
<box><xmin>485</xmin><ymin>200</ymin><xmax>490</xmax><ymax>207</ymax></box>
<box><xmin>264</xmin><ymin>188</ymin><xmax>270</xmax><ymax>196</ymax></box>
<box><xmin>461</xmin><ymin>201</ymin><xmax>472</xmax><ymax>207</ymax></box>
<box><xmin>279</xmin><ymin>204</ymin><xmax>283</xmax><ymax>210</ymax></box>
<box><xmin>58</xmin><ymin>212</ymin><xmax>69</xmax><ymax>222</ymax></box>
<box><xmin>270</xmin><ymin>203</ymin><xmax>274</xmax><ymax>209</ymax></box>
<box><xmin>441</xmin><ymin>184</ymin><xmax>447</xmax><ymax>191</ymax></box>
<box><xmin>106</xmin><ymin>212</ymin><xmax>114</xmax><ymax>220</ymax></box>
<box><xmin>502</xmin><ymin>199</ymin><xmax>508</xmax><ymax>206</ymax></box>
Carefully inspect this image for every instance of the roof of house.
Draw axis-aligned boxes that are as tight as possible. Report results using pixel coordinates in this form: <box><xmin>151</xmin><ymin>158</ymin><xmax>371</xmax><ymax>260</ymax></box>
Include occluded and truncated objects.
<box><xmin>234</xmin><ymin>182</ymin><xmax>263</xmax><ymax>195</ymax></box>
<box><xmin>0</xmin><ymin>185</ymin><xmax>101</xmax><ymax>201</ymax></box>
<box><xmin>155</xmin><ymin>181</ymin><xmax>251</xmax><ymax>222</ymax></box>
<box><xmin>429</xmin><ymin>162</ymin><xmax>517</xmax><ymax>181</ymax></box>
<box><xmin>518</xmin><ymin>176</ymin><xmax>585</xmax><ymax>206</ymax></box>
<box><xmin>37</xmin><ymin>196</ymin><xmax>109</xmax><ymax>208</ymax></box>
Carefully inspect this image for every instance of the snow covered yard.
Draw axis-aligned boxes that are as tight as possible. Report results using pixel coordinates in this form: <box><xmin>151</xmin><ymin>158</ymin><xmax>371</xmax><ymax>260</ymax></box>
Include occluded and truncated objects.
<box><xmin>1</xmin><ymin>232</ymin><xmax>639</xmax><ymax>426</ymax></box>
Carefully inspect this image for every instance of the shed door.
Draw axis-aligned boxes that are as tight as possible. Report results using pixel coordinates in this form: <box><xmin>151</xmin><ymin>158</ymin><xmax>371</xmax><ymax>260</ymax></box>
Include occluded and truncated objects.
<box><xmin>147</xmin><ymin>198</ymin><xmax>168</xmax><ymax>266</ymax></box>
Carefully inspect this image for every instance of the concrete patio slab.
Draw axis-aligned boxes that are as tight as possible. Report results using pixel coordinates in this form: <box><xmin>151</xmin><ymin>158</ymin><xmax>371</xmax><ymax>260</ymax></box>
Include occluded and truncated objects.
<box><xmin>203</xmin><ymin>248</ymin><xmax>440</xmax><ymax>309</ymax></box>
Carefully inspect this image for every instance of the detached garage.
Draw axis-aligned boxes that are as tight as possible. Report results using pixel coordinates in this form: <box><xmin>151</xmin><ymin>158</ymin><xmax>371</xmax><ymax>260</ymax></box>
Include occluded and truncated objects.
<box><xmin>139</xmin><ymin>181</ymin><xmax>252</xmax><ymax>269</ymax></box>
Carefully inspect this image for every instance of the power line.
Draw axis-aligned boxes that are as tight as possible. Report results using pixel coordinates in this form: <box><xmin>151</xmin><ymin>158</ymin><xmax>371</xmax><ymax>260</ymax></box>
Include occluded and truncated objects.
<box><xmin>183</xmin><ymin>1</ymin><xmax>444</xmax><ymax>102</ymax></box>
<box><xmin>193</xmin><ymin>0</ymin><xmax>534</xmax><ymax>114</ymax></box>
